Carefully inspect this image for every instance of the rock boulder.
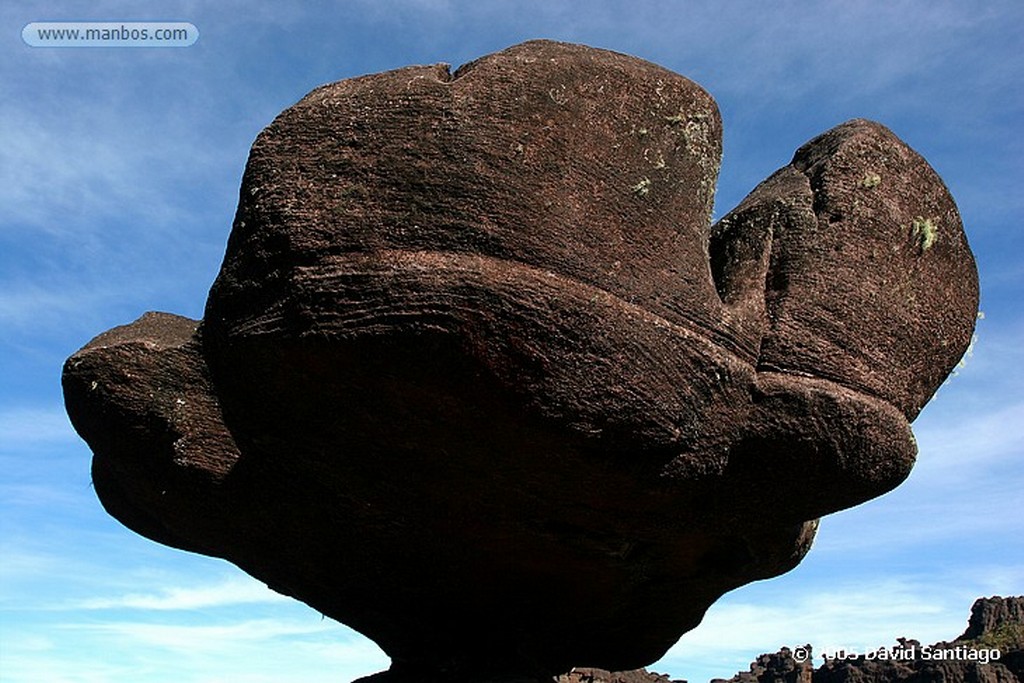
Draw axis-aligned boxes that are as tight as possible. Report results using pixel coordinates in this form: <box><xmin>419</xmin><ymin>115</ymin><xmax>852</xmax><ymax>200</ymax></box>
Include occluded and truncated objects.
<box><xmin>62</xmin><ymin>41</ymin><xmax>979</xmax><ymax>682</ymax></box>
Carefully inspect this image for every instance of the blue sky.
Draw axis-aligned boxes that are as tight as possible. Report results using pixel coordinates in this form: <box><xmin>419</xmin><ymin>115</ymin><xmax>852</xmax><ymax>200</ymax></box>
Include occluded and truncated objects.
<box><xmin>2</xmin><ymin>1</ymin><xmax>1022</xmax><ymax>681</ymax></box>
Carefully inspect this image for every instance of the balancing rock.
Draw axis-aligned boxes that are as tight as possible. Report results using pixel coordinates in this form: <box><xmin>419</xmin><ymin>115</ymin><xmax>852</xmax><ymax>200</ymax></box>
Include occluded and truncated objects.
<box><xmin>63</xmin><ymin>40</ymin><xmax>979</xmax><ymax>682</ymax></box>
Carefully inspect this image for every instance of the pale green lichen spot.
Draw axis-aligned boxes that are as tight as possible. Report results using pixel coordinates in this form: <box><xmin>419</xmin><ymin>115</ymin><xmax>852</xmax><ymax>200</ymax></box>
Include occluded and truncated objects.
<box><xmin>631</xmin><ymin>177</ymin><xmax>652</xmax><ymax>196</ymax></box>
<box><xmin>860</xmin><ymin>172</ymin><xmax>881</xmax><ymax>189</ymax></box>
<box><xmin>911</xmin><ymin>216</ymin><xmax>938</xmax><ymax>252</ymax></box>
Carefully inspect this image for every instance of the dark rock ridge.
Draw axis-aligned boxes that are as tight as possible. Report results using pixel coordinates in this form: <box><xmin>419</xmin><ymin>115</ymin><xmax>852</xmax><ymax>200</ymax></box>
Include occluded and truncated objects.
<box><xmin>714</xmin><ymin>597</ymin><xmax>1024</xmax><ymax>683</ymax></box>
<box><xmin>559</xmin><ymin>668</ymin><xmax>687</xmax><ymax>683</ymax></box>
<box><xmin>62</xmin><ymin>40</ymin><xmax>979</xmax><ymax>682</ymax></box>
<box><xmin>713</xmin><ymin>648</ymin><xmax>812</xmax><ymax>683</ymax></box>
<box><xmin>959</xmin><ymin>596</ymin><xmax>1024</xmax><ymax>643</ymax></box>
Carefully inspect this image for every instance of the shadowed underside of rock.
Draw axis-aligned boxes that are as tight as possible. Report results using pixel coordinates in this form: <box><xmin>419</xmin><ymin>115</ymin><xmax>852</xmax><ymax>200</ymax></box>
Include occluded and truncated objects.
<box><xmin>62</xmin><ymin>40</ymin><xmax>979</xmax><ymax>682</ymax></box>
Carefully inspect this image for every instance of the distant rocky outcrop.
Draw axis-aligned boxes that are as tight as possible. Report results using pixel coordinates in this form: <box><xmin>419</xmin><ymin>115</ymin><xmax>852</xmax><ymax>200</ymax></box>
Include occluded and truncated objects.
<box><xmin>958</xmin><ymin>596</ymin><xmax>1024</xmax><ymax>644</ymax></box>
<box><xmin>714</xmin><ymin>597</ymin><xmax>1024</xmax><ymax>683</ymax></box>
<box><xmin>63</xmin><ymin>40</ymin><xmax>979</xmax><ymax>682</ymax></box>
<box><xmin>712</xmin><ymin>648</ymin><xmax>812</xmax><ymax>683</ymax></box>
<box><xmin>560</xmin><ymin>668</ymin><xmax>687</xmax><ymax>683</ymax></box>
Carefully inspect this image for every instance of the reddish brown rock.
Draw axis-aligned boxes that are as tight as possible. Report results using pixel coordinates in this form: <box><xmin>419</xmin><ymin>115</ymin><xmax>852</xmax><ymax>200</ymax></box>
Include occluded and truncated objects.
<box><xmin>712</xmin><ymin>119</ymin><xmax>978</xmax><ymax>419</ymax></box>
<box><xmin>560</xmin><ymin>667</ymin><xmax>687</xmax><ymax>683</ymax></box>
<box><xmin>62</xmin><ymin>41</ymin><xmax>979</xmax><ymax>682</ymax></box>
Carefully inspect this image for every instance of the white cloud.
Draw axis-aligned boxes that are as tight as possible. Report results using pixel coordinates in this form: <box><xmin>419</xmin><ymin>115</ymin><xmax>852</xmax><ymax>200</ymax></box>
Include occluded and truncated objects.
<box><xmin>806</xmin><ymin>436</ymin><xmax>1022</xmax><ymax>556</ymax></box>
<box><xmin>668</xmin><ymin>581</ymin><xmax>947</xmax><ymax>654</ymax></box>
<box><xmin>914</xmin><ymin>402</ymin><xmax>1024</xmax><ymax>477</ymax></box>
<box><xmin>0</xmin><ymin>106</ymin><xmax>144</xmax><ymax>233</ymax></box>
<box><xmin>0</xmin><ymin>406</ymin><xmax>78</xmax><ymax>449</ymax></box>
<box><xmin>0</xmin><ymin>283</ymin><xmax>107</xmax><ymax>331</ymax></box>
<box><xmin>76</xmin><ymin>576</ymin><xmax>291</xmax><ymax>611</ymax></box>
<box><xmin>45</xmin><ymin>618</ymin><xmax>390</xmax><ymax>683</ymax></box>
<box><xmin>655</xmin><ymin>578</ymin><xmax>973</xmax><ymax>681</ymax></box>
<box><xmin>0</xmin><ymin>653</ymin><xmax>141</xmax><ymax>683</ymax></box>
<box><xmin>0</xmin><ymin>545</ymin><xmax>72</xmax><ymax>584</ymax></box>
<box><xmin>64</xmin><ymin>618</ymin><xmax>334</xmax><ymax>651</ymax></box>
<box><xmin>0</xmin><ymin>482</ymin><xmax>91</xmax><ymax>512</ymax></box>
<box><xmin>3</xmin><ymin>616</ymin><xmax>389</xmax><ymax>683</ymax></box>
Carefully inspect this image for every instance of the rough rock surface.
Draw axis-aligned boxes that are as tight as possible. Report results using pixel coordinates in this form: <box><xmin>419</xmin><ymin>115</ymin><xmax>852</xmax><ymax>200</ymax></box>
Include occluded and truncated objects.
<box><xmin>713</xmin><ymin>648</ymin><xmax>813</xmax><ymax>683</ymax></box>
<box><xmin>559</xmin><ymin>668</ymin><xmax>687</xmax><ymax>683</ymax></box>
<box><xmin>62</xmin><ymin>40</ymin><xmax>979</xmax><ymax>682</ymax></box>
<box><xmin>958</xmin><ymin>597</ymin><xmax>1024</xmax><ymax>643</ymax></box>
<box><xmin>714</xmin><ymin>597</ymin><xmax>1024</xmax><ymax>683</ymax></box>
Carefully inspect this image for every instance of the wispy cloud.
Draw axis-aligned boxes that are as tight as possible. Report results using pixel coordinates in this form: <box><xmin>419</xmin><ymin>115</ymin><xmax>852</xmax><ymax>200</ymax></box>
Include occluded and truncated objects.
<box><xmin>806</xmin><ymin>412</ymin><xmax>1024</xmax><ymax>555</ymax></box>
<box><xmin>57</xmin><ymin>616</ymin><xmax>390</xmax><ymax>682</ymax></box>
<box><xmin>3</xmin><ymin>562</ymin><xmax>390</xmax><ymax>681</ymax></box>
<box><xmin>0</xmin><ymin>282</ymin><xmax>118</xmax><ymax>333</ymax></box>
<box><xmin>0</xmin><ymin>105</ymin><xmax>159</xmax><ymax>234</ymax></box>
<box><xmin>675</xmin><ymin>580</ymin><xmax>953</xmax><ymax>652</ymax></box>
<box><xmin>657</xmin><ymin>578</ymin><xmax>971</xmax><ymax>680</ymax></box>
<box><xmin>915</xmin><ymin>401</ymin><xmax>1024</xmax><ymax>474</ymax></box>
<box><xmin>76</xmin><ymin>576</ymin><xmax>291</xmax><ymax>611</ymax></box>
<box><xmin>0</xmin><ymin>545</ymin><xmax>66</xmax><ymax>585</ymax></box>
<box><xmin>4</xmin><ymin>617</ymin><xmax>389</xmax><ymax>683</ymax></box>
<box><xmin>0</xmin><ymin>406</ymin><xmax>77</xmax><ymax>446</ymax></box>
<box><xmin>63</xmin><ymin>618</ymin><xmax>335</xmax><ymax>651</ymax></box>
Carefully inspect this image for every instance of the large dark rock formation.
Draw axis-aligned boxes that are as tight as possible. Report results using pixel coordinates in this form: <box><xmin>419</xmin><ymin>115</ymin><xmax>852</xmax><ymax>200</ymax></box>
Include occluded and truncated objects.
<box><xmin>62</xmin><ymin>41</ymin><xmax>979</xmax><ymax>682</ymax></box>
<box><xmin>715</xmin><ymin>596</ymin><xmax>1024</xmax><ymax>683</ymax></box>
